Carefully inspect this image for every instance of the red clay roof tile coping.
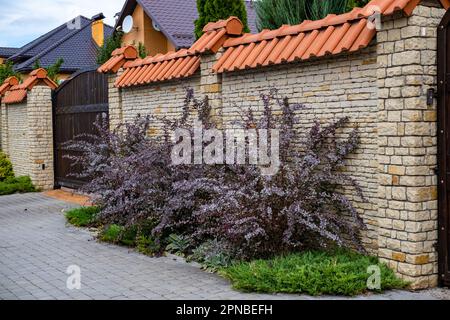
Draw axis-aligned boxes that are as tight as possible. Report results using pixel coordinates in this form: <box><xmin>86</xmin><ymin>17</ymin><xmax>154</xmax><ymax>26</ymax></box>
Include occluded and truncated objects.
<box><xmin>213</xmin><ymin>0</ymin><xmax>450</xmax><ymax>73</ymax></box>
<box><xmin>0</xmin><ymin>76</ymin><xmax>19</xmax><ymax>96</ymax></box>
<box><xmin>99</xmin><ymin>17</ymin><xmax>244</xmax><ymax>88</ymax></box>
<box><xmin>0</xmin><ymin>68</ymin><xmax>58</xmax><ymax>105</ymax></box>
<box><xmin>99</xmin><ymin>0</ymin><xmax>450</xmax><ymax>87</ymax></box>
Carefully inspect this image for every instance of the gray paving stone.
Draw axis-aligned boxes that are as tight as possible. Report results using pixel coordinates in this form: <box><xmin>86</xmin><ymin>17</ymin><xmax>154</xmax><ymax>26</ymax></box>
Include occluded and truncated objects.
<box><xmin>1</xmin><ymin>193</ymin><xmax>449</xmax><ymax>300</ymax></box>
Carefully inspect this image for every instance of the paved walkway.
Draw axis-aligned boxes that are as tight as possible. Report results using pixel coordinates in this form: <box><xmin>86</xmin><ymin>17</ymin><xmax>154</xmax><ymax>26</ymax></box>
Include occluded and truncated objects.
<box><xmin>0</xmin><ymin>193</ymin><xmax>449</xmax><ymax>300</ymax></box>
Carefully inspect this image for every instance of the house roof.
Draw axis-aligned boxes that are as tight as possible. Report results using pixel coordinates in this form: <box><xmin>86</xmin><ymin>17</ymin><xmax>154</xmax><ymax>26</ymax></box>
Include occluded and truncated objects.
<box><xmin>0</xmin><ymin>47</ymin><xmax>19</xmax><ymax>59</ymax></box>
<box><xmin>1</xmin><ymin>68</ymin><xmax>58</xmax><ymax>104</ymax></box>
<box><xmin>101</xmin><ymin>0</ymin><xmax>450</xmax><ymax>87</ymax></box>
<box><xmin>115</xmin><ymin>0</ymin><xmax>258</xmax><ymax>49</ymax></box>
<box><xmin>9</xmin><ymin>16</ymin><xmax>114</xmax><ymax>73</ymax></box>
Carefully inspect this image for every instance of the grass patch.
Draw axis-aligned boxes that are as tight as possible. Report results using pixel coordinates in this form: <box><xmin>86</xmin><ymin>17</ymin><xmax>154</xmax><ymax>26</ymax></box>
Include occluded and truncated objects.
<box><xmin>0</xmin><ymin>176</ymin><xmax>37</xmax><ymax>196</ymax></box>
<box><xmin>220</xmin><ymin>250</ymin><xmax>408</xmax><ymax>296</ymax></box>
<box><xmin>100</xmin><ymin>224</ymin><xmax>124</xmax><ymax>243</ymax></box>
<box><xmin>65</xmin><ymin>206</ymin><xmax>100</xmax><ymax>227</ymax></box>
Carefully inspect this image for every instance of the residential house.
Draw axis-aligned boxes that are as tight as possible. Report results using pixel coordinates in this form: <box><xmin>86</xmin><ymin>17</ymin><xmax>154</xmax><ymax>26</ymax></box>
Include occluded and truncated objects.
<box><xmin>4</xmin><ymin>14</ymin><xmax>114</xmax><ymax>81</ymax></box>
<box><xmin>115</xmin><ymin>0</ymin><xmax>257</xmax><ymax>56</ymax></box>
<box><xmin>0</xmin><ymin>47</ymin><xmax>18</xmax><ymax>65</ymax></box>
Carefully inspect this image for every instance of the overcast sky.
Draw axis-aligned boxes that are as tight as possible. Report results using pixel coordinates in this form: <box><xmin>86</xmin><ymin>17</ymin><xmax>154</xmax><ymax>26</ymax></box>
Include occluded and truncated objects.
<box><xmin>0</xmin><ymin>0</ymin><xmax>124</xmax><ymax>47</ymax></box>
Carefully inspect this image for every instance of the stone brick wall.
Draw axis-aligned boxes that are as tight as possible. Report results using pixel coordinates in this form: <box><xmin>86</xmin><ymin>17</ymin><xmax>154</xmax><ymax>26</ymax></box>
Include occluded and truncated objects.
<box><xmin>111</xmin><ymin>74</ymin><xmax>201</xmax><ymax>136</ymax></box>
<box><xmin>0</xmin><ymin>86</ymin><xmax>54</xmax><ymax>190</ymax></box>
<box><xmin>107</xmin><ymin>2</ymin><xmax>446</xmax><ymax>288</ymax></box>
<box><xmin>4</xmin><ymin>102</ymin><xmax>30</xmax><ymax>177</ymax></box>
<box><xmin>220</xmin><ymin>46</ymin><xmax>380</xmax><ymax>254</ymax></box>
<box><xmin>376</xmin><ymin>4</ymin><xmax>445</xmax><ymax>288</ymax></box>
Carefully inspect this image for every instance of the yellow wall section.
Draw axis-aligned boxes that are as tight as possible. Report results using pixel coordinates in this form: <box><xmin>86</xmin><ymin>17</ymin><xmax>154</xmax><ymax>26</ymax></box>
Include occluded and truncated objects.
<box><xmin>121</xmin><ymin>4</ymin><xmax>175</xmax><ymax>56</ymax></box>
<box><xmin>92</xmin><ymin>20</ymin><xmax>105</xmax><ymax>47</ymax></box>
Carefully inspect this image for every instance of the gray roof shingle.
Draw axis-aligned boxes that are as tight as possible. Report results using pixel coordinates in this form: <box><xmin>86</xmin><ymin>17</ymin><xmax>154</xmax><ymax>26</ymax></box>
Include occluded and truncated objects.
<box><xmin>0</xmin><ymin>47</ymin><xmax>19</xmax><ymax>58</ymax></box>
<box><xmin>116</xmin><ymin>0</ymin><xmax>258</xmax><ymax>49</ymax></box>
<box><xmin>9</xmin><ymin>16</ymin><xmax>113</xmax><ymax>73</ymax></box>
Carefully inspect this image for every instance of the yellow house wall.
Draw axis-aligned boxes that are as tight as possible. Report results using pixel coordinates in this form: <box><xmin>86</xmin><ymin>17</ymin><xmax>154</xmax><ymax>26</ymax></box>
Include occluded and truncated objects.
<box><xmin>121</xmin><ymin>4</ymin><xmax>176</xmax><ymax>56</ymax></box>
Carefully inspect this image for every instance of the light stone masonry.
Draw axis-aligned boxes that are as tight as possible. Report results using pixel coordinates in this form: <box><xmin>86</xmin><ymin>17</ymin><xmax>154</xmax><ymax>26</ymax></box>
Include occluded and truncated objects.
<box><xmin>0</xmin><ymin>86</ymin><xmax>54</xmax><ymax>190</ymax></box>
<box><xmin>107</xmin><ymin>3</ymin><xmax>447</xmax><ymax>289</ymax></box>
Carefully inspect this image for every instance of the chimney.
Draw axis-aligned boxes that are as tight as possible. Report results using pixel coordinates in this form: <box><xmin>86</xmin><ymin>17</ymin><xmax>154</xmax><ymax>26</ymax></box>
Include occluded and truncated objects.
<box><xmin>91</xmin><ymin>13</ymin><xmax>105</xmax><ymax>47</ymax></box>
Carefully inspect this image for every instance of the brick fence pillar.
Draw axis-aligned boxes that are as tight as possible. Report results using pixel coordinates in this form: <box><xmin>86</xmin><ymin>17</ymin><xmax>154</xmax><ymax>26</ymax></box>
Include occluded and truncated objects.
<box><xmin>26</xmin><ymin>85</ymin><xmax>54</xmax><ymax>190</ymax></box>
<box><xmin>376</xmin><ymin>3</ymin><xmax>445</xmax><ymax>288</ymax></box>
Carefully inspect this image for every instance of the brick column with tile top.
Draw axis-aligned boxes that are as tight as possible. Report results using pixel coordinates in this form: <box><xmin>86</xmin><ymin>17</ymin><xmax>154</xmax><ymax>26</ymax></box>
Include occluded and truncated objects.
<box><xmin>0</xmin><ymin>69</ymin><xmax>57</xmax><ymax>190</ymax></box>
<box><xmin>26</xmin><ymin>86</ymin><xmax>55</xmax><ymax>190</ymax></box>
<box><xmin>376</xmin><ymin>2</ymin><xmax>446</xmax><ymax>288</ymax></box>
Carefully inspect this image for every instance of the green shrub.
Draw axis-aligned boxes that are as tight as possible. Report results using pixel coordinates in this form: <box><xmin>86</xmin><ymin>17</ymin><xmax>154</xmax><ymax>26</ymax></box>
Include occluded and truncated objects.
<box><xmin>99</xmin><ymin>224</ymin><xmax>141</xmax><ymax>247</ymax></box>
<box><xmin>0</xmin><ymin>61</ymin><xmax>19</xmax><ymax>84</ymax></box>
<box><xmin>137</xmin><ymin>235</ymin><xmax>161</xmax><ymax>256</ymax></box>
<box><xmin>138</xmin><ymin>42</ymin><xmax>148</xmax><ymax>59</ymax></box>
<box><xmin>255</xmin><ymin>0</ymin><xmax>358</xmax><ymax>31</ymax></box>
<box><xmin>100</xmin><ymin>224</ymin><xmax>124</xmax><ymax>243</ymax></box>
<box><xmin>221</xmin><ymin>250</ymin><xmax>408</xmax><ymax>296</ymax></box>
<box><xmin>195</xmin><ymin>0</ymin><xmax>250</xmax><ymax>38</ymax></box>
<box><xmin>65</xmin><ymin>206</ymin><xmax>101</xmax><ymax>227</ymax></box>
<box><xmin>120</xmin><ymin>225</ymin><xmax>138</xmax><ymax>247</ymax></box>
<box><xmin>33</xmin><ymin>58</ymin><xmax>64</xmax><ymax>82</ymax></box>
<box><xmin>0</xmin><ymin>151</ymin><xmax>14</xmax><ymax>182</ymax></box>
<box><xmin>189</xmin><ymin>239</ymin><xmax>233</xmax><ymax>271</ymax></box>
<box><xmin>97</xmin><ymin>32</ymin><xmax>124</xmax><ymax>65</ymax></box>
<box><xmin>165</xmin><ymin>234</ymin><xmax>192</xmax><ymax>256</ymax></box>
<box><xmin>0</xmin><ymin>176</ymin><xmax>36</xmax><ymax>195</ymax></box>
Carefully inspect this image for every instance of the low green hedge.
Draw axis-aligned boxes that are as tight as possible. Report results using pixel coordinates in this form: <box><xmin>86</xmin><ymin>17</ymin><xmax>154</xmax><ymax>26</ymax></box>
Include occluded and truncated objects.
<box><xmin>65</xmin><ymin>206</ymin><xmax>101</xmax><ymax>227</ymax></box>
<box><xmin>220</xmin><ymin>250</ymin><xmax>408</xmax><ymax>296</ymax></box>
<box><xmin>0</xmin><ymin>176</ymin><xmax>37</xmax><ymax>196</ymax></box>
<box><xmin>0</xmin><ymin>151</ymin><xmax>14</xmax><ymax>181</ymax></box>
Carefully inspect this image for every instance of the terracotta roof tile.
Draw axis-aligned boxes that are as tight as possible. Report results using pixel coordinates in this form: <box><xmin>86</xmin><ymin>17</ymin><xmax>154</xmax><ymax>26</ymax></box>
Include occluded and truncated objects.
<box><xmin>2</xmin><ymin>90</ymin><xmax>28</xmax><ymax>105</ymax></box>
<box><xmin>104</xmin><ymin>17</ymin><xmax>244</xmax><ymax>88</ymax></box>
<box><xmin>0</xmin><ymin>76</ymin><xmax>19</xmax><ymax>96</ymax></box>
<box><xmin>213</xmin><ymin>0</ymin><xmax>444</xmax><ymax>73</ymax></box>
<box><xmin>97</xmin><ymin>45</ymin><xmax>138</xmax><ymax>73</ymax></box>
<box><xmin>101</xmin><ymin>0</ymin><xmax>450</xmax><ymax>84</ymax></box>
<box><xmin>442</xmin><ymin>0</ymin><xmax>450</xmax><ymax>10</ymax></box>
<box><xmin>2</xmin><ymin>68</ymin><xmax>58</xmax><ymax>105</ymax></box>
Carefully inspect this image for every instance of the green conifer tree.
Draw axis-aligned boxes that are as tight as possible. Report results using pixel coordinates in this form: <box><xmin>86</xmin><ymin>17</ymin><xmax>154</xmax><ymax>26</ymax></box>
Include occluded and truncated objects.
<box><xmin>195</xmin><ymin>0</ymin><xmax>250</xmax><ymax>38</ymax></box>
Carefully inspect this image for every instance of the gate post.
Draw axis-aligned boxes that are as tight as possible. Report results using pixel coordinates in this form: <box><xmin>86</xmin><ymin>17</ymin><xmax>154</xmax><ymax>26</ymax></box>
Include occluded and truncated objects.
<box><xmin>376</xmin><ymin>4</ymin><xmax>446</xmax><ymax>288</ymax></box>
<box><xmin>26</xmin><ymin>85</ymin><xmax>55</xmax><ymax>191</ymax></box>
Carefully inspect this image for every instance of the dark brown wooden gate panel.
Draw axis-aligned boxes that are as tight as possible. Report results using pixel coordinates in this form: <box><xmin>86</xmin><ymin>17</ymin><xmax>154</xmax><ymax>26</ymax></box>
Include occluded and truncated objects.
<box><xmin>438</xmin><ymin>10</ymin><xmax>450</xmax><ymax>287</ymax></box>
<box><xmin>53</xmin><ymin>68</ymin><xmax>109</xmax><ymax>189</ymax></box>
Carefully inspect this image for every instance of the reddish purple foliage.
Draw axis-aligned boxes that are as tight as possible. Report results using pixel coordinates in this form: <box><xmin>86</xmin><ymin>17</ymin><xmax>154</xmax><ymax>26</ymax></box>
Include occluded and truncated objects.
<box><xmin>66</xmin><ymin>88</ymin><xmax>366</xmax><ymax>259</ymax></box>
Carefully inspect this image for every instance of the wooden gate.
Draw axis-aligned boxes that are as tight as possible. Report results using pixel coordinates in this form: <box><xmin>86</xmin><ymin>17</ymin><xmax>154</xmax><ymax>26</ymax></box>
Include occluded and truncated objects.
<box><xmin>438</xmin><ymin>10</ymin><xmax>450</xmax><ymax>287</ymax></box>
<box><xmin>53</xmin><ymin>68</ymin><xmax>109</xmax><ymax>189</ymax></box>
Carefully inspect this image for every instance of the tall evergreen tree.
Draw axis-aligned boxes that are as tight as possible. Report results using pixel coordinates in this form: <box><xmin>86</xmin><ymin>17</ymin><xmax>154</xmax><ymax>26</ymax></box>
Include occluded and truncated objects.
<box><xmin>347</xmin><ymin>0</ymin><xmax>370</xmax><ymax>10</ymax></box>
<box><xmin>256</xmin><ymin>0</ymin><xmax>366</xmax><ymax>31</ymax></box>
<box><xmin>195</xmin><ymin>0</ymin><xmax>250</xmax><ymax>39</ymax></box>
<box><xmin>194</xmin><ymin>0</ymin><xmax>208</xmax><ymax>39</ymax></box>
